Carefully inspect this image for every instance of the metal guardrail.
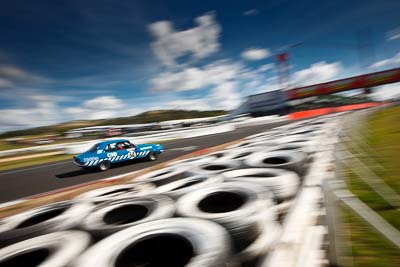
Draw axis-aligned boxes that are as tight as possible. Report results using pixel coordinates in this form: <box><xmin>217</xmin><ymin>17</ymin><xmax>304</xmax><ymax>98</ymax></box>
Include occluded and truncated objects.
<box><xmin>0</xmin><ymin>123</ymin><xmax>236</xmax><ymax>156</ymax></box>
<box><xmin>323</xmin><ymin>108</ymin><xmax>400</xmax><ymax>266</ymax></box>
<box><xmin>0</xmin><ymin>116</ymin><xmax>286</xmax><ymax>157</ymax></box>
<box><xmin>340</xmin><ymin>148</ymin><xmax>400</xmax><ymax>208</ymax></box>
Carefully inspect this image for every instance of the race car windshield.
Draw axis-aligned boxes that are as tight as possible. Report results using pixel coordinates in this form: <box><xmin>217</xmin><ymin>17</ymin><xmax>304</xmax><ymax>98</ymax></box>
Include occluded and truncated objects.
<box><xmin>87</xmin><ymin>144</ymin><xmax>100</xmax><ymax>153</ymax></box>
<box><xmin>124</xmin><ymin>141</ymin><xmax>134</xmax><ymax>148</ymax></box>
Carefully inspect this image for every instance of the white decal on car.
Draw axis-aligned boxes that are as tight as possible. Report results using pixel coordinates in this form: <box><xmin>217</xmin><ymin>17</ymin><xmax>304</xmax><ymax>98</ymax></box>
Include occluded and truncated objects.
<box><xmin>84</xmin><ymin>157</ymin><xmax>99</xmax><ymax>162</ymax></box>
<box><xmin>107</xmin><ymin>152</ymin><xmax>118</xmax><ymax>158</ymax></box>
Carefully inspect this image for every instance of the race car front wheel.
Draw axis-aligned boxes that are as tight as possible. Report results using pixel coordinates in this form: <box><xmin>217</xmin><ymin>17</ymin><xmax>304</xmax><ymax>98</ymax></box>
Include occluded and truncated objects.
<box><xmin>99</xmin><ymin>161</ymin><xmax>111</xmax><ymax>171</ymax></box>
<box><xmin>148</xmin><ymin>152</ymin><xmax>158</xmax><ymax>161</ymax></box>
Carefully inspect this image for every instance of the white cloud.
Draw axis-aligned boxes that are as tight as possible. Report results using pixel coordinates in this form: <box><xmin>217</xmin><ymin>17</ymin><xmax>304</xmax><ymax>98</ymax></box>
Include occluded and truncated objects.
<box><xmin>370</xmin><ymin>52</ymin><xmax>400</xmax><ymax>69</ymax></box>
<box><xmin>82</xmin><ymin>96</ymin><xmax>123</xmax><ymax>110</ymax></box>
<box><xmin>147</xmin><ymin>12</ymin><xmax>276</xmax><ymax>110</ymax></box>
<box><xmin>150</xmin><ymin>60</ymin><xmax>242</xmax><ymax>91</ymax></box>
<box><xmin>147</xmin><ymin>11</ymin><xmax>277</xmax><ymax>111</ymax></box>
<box><xmin>0</xmin><ymin>64</ymin><xmax>48</xmax><ymax>83</ymax></box>
<box><xmin>254</xmin><ymin>83</ymin><xmax>279</xmax><ymax>94</ymax></box>
<box><xmin>386</xmin><ymin>27</ymin><xmax>400</xmax><ymax>41</ymax></box>
<box><xmin>0</xmin><ymin>78</ymin><xmax>13</xmax><ymax>88</ymax></box>
<box><xmin>257</xmin><ymin>63</ymin><xmax>273</xmax><ymax>72</ymax></box>
<box><xmin>0</xmin><ymin>64</ymin><xmax>49</xmax><ymax>90</ymax></box>
<box><xmin>243</xmin><ymin>9</ymin><xmax>258</xmax><ymax>16</ymax></box>
<box><xmin>148</xmin><ymin>12</ymin><xmax>221</xmax><ymax>67</ymax></box>
<box><xmin>291</xmin><ymin>61</ymin><xmax>341</xmax><ymax>87</ymax></box>
<box><xmin>211</xmin><ymin>81</ymin><xmax>241</xmax><ymax>110</ymax></box>
<box><xmin>65</xmin><ymin>106</ymin><xmax>126</xmax><ymax>121</ymax></box>
<box><xmin>388</xmin><ymin>33</ymin><xmax>400</xmax><ymax>41</ymax></box>
<box><xmin>0</xmin><ymin>94</ymin><xmax>61</xmax><ymax>132</ymax></box>
<box><xmin>66</xmin><ymin>96</ymin><xmax>125</xmax><ymax>120</ymax></box>
<box><xmin>151</xmin><ymin>59</ymin><xmax>249</xmax><ymax>110</ymax></box>
<box><xmin>241</xmin><ymin>48</ymin><xmax>270</xmax><ymax>61</ymax></box>
<box><xmin>164</xmin><ymin>99</ymin><xmax>211</xmax><ymax>110</ymax></box>
<box><xmin>371</xmin><ymin>84</ymin><xmax>400</xmax><ymax>101</ymax></box>
<box><xmin>0</xmin><ymin>65</ymin><xmax>30</xmax><ymax>80</ymax></box>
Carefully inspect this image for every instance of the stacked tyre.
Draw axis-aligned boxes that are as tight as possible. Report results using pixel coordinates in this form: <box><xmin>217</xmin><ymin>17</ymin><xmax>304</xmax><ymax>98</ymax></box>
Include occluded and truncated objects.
<box><xmin>0</xmin><ymin>116</ymin><xmax>330</xmax><ymax>267</ymax></box>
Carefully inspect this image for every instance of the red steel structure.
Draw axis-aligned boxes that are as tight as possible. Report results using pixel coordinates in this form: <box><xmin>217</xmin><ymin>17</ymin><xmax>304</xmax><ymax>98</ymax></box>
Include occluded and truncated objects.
<box><xmin>286</xmin><ymin>67</ymin><xmax>400</xmax><ymax>100</ymax></box>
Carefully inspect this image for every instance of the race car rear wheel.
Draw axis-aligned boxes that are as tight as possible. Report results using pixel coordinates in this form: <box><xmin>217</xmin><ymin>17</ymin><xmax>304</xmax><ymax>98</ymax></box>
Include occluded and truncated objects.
<box><xmin>99</xmin><ymin>160</ymin><xmax>111</xmax><ymax>171</ymax></box>
<box><xmin>148</xmin><ymin>152</ymin><xmax>158</xmax><ymax>161</ymax></box>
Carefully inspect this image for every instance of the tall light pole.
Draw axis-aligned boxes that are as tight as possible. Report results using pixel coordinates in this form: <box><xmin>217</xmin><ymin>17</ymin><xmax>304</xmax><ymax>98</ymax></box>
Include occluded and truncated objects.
<box><xmin>356</xmin><ymin>28</ymin><xmax>376</xmax><ymax>95</ymax></box>
<box><xmin>275</xmin><ymin>42</ymin><xmax>303</xmax><ymax>90</ymax></box>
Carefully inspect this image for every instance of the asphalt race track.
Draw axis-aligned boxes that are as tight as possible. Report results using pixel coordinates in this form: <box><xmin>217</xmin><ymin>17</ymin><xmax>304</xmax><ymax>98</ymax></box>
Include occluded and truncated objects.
<box><xmin>0</xmin><ymin>122</ymin><xmax>288</xmax><ymax>203</ymax></box>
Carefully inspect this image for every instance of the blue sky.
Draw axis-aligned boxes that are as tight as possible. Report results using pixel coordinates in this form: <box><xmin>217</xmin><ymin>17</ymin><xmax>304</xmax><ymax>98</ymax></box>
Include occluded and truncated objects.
<box><xmin>0</xmin><ymin>0</ymin><xmax>400</xmax><ymax>131</ymax></box>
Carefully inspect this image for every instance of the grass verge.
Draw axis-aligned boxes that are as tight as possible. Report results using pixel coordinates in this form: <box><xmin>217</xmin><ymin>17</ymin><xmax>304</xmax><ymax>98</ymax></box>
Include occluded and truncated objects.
<box><xmin>340</xmin><ymin>204</ymin><xmax>400</xmax><ymax>267</ymax></box>
<box><xmin>341</xmin><ymin>106</ymin><xmax>400</xmax><ymax>265</ymax></box>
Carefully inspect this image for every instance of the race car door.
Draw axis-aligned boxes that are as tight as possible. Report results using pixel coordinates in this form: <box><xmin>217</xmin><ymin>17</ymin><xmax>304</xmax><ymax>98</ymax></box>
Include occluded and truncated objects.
<box><xmin>104</xmin><ymin>142</ymin><xmax>128</xmax><ymax>162</ymax></box>
<box><xmin>115</xmin><ymin>141</ymin><xmax>136</xmax><ymax>161</ymax></box>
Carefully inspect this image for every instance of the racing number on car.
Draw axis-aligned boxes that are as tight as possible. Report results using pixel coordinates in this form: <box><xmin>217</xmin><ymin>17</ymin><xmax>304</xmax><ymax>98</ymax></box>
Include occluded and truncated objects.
<box><xmin>128</xmin><ymin>151</ymin><xmax>136</xmax><ymax>158</ymax></box>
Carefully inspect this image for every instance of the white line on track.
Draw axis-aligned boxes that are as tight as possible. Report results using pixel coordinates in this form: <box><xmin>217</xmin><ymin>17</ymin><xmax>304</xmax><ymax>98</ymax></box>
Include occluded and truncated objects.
<box><xmin>0</xmin><ymin>161</ymin><xmax>71</xmax><ymax>176</ymax></box>
<box><xmin>170</xmin><ymin>146</ymin><xmax>198</xmax><ymax>151</ymax></box>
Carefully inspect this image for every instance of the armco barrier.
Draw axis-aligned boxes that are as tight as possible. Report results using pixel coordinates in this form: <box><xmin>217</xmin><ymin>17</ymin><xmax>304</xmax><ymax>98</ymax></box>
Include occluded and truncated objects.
<box><xmin>66</xmin><ymin>123</ymin><xmax>235</xmax><ymax>154</ymax></box>
<box><xmin>233</xmin><ymin>115</ymin><xmax>284</xmax><ymax>128</ymax></box>
<box><xmin>0</xmin><ymin>123</ymin><xmax>236</xmax><ymax>156</ymax></box>
<box><xmin>0</xmin><ymin>103</ymin><xmax>381</xmax><ymax>157</ymax></box>
<box><xmin>0</xmin><ymin>116</ymin><xmax>287</xmax><ymax>156</ymax></box>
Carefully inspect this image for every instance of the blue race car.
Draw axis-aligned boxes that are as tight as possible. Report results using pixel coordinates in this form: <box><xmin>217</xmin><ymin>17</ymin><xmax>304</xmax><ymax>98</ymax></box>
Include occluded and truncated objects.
<box><xmin>73</xmin><ymin>139</ymin><xmax>164</xmax><ymax>171</ymax></box>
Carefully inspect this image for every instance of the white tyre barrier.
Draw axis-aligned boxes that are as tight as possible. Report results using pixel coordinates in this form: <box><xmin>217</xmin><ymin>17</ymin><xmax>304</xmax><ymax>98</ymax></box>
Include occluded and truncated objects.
<box><xmin>204</xmin><ymin>150</ymin><xmax>231</xmax><ymax>160</ymax></box>
<box><xmin>75</xmin><ymin>183</ymin><xmax>153</xmax><ymax>203</ymax></box>
<box><xmin>176</xmin><ymin>181</ymin><xmax>275</xmax><ymax>251</ymax></box>
<box><xmin>166</xmin><ymin>155</ymin><xmax>216</xmax><ymax>168</ymax></box>
<box><xmin>288</xmin><ymin>128</ymin><xmax>322</xmax><ymax>137</ymax></box>
<box><xmin>284</xmin><ymin>120</ymin><xmax>314</xmax><ymax>129</ymax></box>
<box><xmin>244</xmin><ymin>150</ymin><xmax>307</xmax><ymax>174</ymax></box>
<box><xmin>249</xmin><ymin>136</ymin><xmax>286</xmax><ymax>144</ymax></box>
<box><xmin>187</xmin><ymin>160</ymin><xmax>241</xmax><ymax>176</ymax></box>
<box><xmin>74</xmin><ymin>218</ymin><xmax>234</xmax><ymax>267</ymax></box>
<box><xmin>81</xmin><ymin>195</ymin><xmax>175</xmax><ymax>238</ymax></box>
<box><xmin>270</xmin><ymin>200</ymin><xmax>295</xmax><ymax>225</ymax></box>
<box><xmin>218</xmin><ymin>147</ymin><xmax>260</xmax><ymax>164</ymax></box>
<box><xmin>266</xmin><ymin>142</ymin><xmax>316</xmax><ymax>155</ymax></box>
<box><xmin>0</xmin><ymin>231</ymin><xmax>91</xmax><ymax>267</ymax></box>
<box><xmin>244</xmin><ymin>132</ymin><xmax>274</xmax><ymax>141</ymax></box>
<box><xmin>220</xmin><ymin>168</ymin><xmax>300</xmax><ymax>201</ymax></box>
<box><xmin>234</xmin><ymin>222</ymin><xmax>281</xmax><ymax>266</ymax></box>
<box><xmin>133</xmin><ymin>167</ymin><xmax>192</xmax><ymax>187</ymax></box>
<box><xmin>274</xmin><ymin>135</ymin><xmax>319</xmax><ymax>155</ymax></box>
<box><xmin>0</xmin><ymin>201</ymin><xmax>93</xmax><ymax>247</ymax></box>
<box><xmin>153</xmin><ymin>175</ymin><xmax>223</xmax><ymax>200</ymax></box>
<box><xmin>244</xmin><ymin>128</ymin><xmax>286</xmax><ymax>141</ymax></box>
<box><xmin>273</xmin><ymin>134</ymin><xmax>315</xmax><ymax>144</ymax></box>
<box><xmin>227</xmin><ymin>140</ymin><xmax>277</xmax><ymax>150</ymax></box>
